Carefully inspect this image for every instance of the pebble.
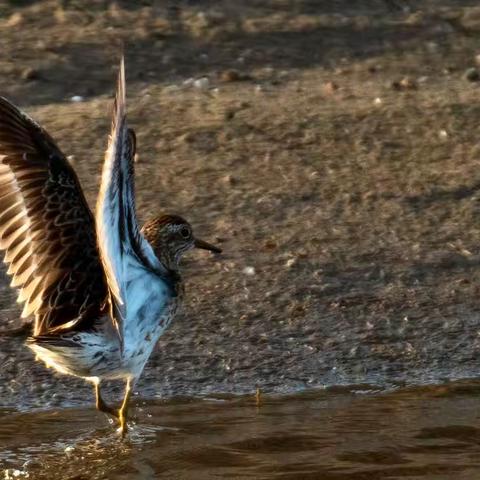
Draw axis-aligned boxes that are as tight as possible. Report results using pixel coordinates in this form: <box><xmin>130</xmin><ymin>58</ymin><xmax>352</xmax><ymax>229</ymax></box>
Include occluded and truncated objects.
<box><xmin>6</xmin><ymin>12</ymin><xmax>23</xmax><ymax>27</ymax></box>
<box><xmin>220</xmin><ymin>70</ymin><xmax>239</xmax><ymax>82</ymax></box>
<box><xmin>438</xmin><ymin>129</ymin><xmax>448</xmax><ymax>139</ymax></box>
<box><xmin>222</xmin><ymin>174</ymin><xmax>237</xmax><ymax>185</ymax></box>
<box><xmin>20</xmin><ymin>68</ymin><xmax>39</xmax><ymax>81</ymax></box>
<box><xmin>391</xmin><ymin>77</ymin><xmax>417</xmax><ymax>90</ymax></box>
<box><xmin>243</xmin><ymin>266</ymin><xmax>256</xmax><ymax>276</ymax></box>
<box><xmin>220</xmin><ymin>69</ymin><xmax>251</xmax><ymax>83</ymax></box>
<box><xmin>163</xmin><ymin>84</ymin><xmax>180</xmax><ymax>94</ymax></box>
<box><xmin>193</xmin><ymin>77</ymin><xmax>210</xmax><ymax>89</ymax></box>
<box><xmin>400</xmin><ymin>77</ymin><xmax>417</xmax><ymax>89</ymax></box>
<box><xmin>285</xmin><ymin>258</ymin><xmax>296</xmax><ymax>268</ymax></box>
<box><xmin>322</xmin><ymin>81</ymin><xmax>339</xmax><ymax>95</ymax></box>
<box><xmin>264</xmin><ymin>240</ymin><xmax>277</xmax><ymax>250</ymax></box>
<box><xmin>465</xmin><ymin>67</ymin><xmax>480</xmax><ymax>82</ymax></box>
<box><xmin>70</xmin><ymin>95</ymin><xmax>84</xmax><ymax>103</ymax></box>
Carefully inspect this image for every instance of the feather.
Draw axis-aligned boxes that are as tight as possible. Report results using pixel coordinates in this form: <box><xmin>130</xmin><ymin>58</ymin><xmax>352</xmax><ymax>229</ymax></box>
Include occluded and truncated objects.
<box><xmin>95</xmin><ymin>58</ymin><xmax>167</xmax><ymax>349</ymax></box>
<box><xmin>0</xmin><ymin>95</ymin><xmax>107</xmax><ymax>334</ymax></box>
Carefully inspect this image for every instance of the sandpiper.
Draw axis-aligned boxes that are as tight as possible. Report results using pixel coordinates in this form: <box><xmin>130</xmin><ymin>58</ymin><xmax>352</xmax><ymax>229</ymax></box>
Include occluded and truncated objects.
<box><xmin>0</xmin><ymin>58</ymin><xmax>221</xmax><ymax>435</ymax></box>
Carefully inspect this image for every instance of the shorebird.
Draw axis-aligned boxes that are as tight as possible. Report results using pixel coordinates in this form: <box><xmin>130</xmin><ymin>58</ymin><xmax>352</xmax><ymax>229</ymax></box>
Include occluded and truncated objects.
<box><xmin>0</xmin><ymin>58</ymin><xmax>221</xmax><ymax>435</ymax></box>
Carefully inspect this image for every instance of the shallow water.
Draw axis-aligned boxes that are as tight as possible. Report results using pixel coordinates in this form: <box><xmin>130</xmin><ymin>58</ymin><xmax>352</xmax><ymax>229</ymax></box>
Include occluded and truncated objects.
<box><xmin>2</xmin><ymin>382</ymin><xmax>480</xmax><ymax>479</ymax></box>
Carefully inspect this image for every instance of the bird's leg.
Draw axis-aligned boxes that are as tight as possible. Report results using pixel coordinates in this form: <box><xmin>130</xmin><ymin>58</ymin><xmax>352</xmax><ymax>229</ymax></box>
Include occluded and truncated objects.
<box><xmin>118</xmin><ymin>377</ymin><xmax>133</xmax><ymax>437</ymax></box>
<box><xmin>95</xmin><ymin>382</ymin><xmax>119</xmax><ymax>419</ymax></box>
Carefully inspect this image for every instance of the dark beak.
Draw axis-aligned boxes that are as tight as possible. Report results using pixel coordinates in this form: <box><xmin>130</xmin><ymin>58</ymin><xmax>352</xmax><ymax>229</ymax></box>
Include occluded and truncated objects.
<box><xmin>194</xmin><ymin>237</ymin><xmax>222</xmax><ymax>254</ymax></box>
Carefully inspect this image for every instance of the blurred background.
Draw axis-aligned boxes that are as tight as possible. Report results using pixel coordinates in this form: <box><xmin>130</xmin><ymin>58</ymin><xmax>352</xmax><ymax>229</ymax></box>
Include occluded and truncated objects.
<box><xmin>3</xmin><ymin>1</ymin><xmax>480</xmax><ymax>478</ymax></box>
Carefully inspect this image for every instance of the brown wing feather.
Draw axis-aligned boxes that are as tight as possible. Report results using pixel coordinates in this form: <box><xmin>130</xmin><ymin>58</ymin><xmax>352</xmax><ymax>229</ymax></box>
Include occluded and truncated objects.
<box><xmin>0</xmin><ymin>96</ymin><xmax>107</xmax><ymax>335</ymax></box>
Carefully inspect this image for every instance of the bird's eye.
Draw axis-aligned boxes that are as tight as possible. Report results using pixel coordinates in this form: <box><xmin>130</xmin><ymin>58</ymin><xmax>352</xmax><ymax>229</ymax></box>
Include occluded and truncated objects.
<box><xmin>180</xmin><ymin>227</ymin><xmax>191</xmax><ymax>239</ymax></box>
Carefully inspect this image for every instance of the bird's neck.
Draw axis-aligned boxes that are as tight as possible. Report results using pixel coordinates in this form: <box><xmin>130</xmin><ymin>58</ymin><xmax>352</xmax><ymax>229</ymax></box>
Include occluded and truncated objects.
<box><xmin>157</xmin><ymin>248</ymin><xmax>181</xmax><ymax>273</ymax></box>
<box><xmin>141</xmin><ymin>228</ymin><xmax>178</xmax><ymax>272</ymax></box>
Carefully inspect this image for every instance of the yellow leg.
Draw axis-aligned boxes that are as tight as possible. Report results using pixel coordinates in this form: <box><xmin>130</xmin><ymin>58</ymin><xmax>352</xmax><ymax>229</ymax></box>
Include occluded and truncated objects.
<box><xmin>95</xmin><ymin>383</ymin><xmax>119</xmax><ymax>419</ymax></box>
<box><xmin>255</xmin><ymin>387</ymin><xmax>261</xmax><ymax>407</ymax></box>
<box><xmin>118</xmin><ymin>378</ymin><xmax>133</xmax><ymax>438</ymax></box>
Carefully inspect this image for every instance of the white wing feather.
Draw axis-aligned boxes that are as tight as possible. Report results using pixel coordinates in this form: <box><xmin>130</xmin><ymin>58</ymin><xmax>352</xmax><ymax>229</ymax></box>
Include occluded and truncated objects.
<box><xmin>95</xmin><ymin>58</ymin><xmax>165</xmax><ymax>346</ymax></box>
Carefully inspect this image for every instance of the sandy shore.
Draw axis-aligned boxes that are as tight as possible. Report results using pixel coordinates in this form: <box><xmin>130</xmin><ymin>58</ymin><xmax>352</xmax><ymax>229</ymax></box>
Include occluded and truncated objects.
<box><xmin>1</xmin><ymin>1</ymin><xmax>480</xmax><ymax>408</ymax></box>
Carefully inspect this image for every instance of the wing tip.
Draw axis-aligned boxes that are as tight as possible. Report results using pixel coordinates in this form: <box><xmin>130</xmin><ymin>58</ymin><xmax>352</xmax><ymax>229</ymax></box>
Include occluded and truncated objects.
<box><xmin>118</xmin><ymin>56</ymin><xmax>126</xmax><ymax>109</ymax></box>
<box><xmin>108</xmin><ymin>56</ymin><xmax>127</xmax><ymax>136</ymax></box>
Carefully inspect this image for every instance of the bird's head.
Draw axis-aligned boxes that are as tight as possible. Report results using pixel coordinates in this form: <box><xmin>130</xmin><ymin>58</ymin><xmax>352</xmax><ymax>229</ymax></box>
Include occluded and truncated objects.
<box><xmin>141</xmin><ymin>214</ymin><xmax>221</xmax><ymax>271</ymax></box>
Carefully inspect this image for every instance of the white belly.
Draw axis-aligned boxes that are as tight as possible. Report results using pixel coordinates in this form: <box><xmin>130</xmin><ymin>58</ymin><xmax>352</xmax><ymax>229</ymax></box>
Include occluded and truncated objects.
<box><xmin>29</xmin><ymin>274</ymin><xmax>180</xmax><ymax>381</ymax></box>
<box><xmin>29</xmin><ymin>248</ymin><xmax>183</xmax><ymax>380</ymax></box>
<box><xmin>119</xmin><ymin>310</ymin><xmax>174</xmax><ymax>379</ymax></box>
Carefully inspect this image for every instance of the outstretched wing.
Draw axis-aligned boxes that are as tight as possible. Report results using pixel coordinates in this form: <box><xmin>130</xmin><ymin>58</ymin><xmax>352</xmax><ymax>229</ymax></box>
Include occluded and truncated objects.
<box><xmin>96</xmin><ymin>58</ymin><xmax>165</xmax><ymax>346</ymax></box>
<box><xmin>0</xmin><ymin>97</ymin><xmax>107</xmax><ymax>335</ymax></box>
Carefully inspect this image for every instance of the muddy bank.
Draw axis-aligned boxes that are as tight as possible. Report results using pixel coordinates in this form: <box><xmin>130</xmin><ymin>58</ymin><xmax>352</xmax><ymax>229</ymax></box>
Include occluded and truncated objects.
<box><xmin>1</xmin><ymin>1</ymin><xmax>480</xmax><ymax>408</ymax></box>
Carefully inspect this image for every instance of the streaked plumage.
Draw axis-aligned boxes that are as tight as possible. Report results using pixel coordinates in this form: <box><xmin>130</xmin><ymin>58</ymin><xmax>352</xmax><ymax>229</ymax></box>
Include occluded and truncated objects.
<box><xmin>0</xmin><ymin>96</ymin><xmax>106</xmax><ymax>335</ymax></box>
<box><xmin>0</xmin><ymin>58</ymin><xmax>221</xmax><ymax>435</ymax></box>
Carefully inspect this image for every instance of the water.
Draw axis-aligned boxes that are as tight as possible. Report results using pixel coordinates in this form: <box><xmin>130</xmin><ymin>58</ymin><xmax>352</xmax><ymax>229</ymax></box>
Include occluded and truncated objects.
<box><xmin>1</xmin><ymin>382</ymin><xmax>480</xmax><ymax>479</ymax></box>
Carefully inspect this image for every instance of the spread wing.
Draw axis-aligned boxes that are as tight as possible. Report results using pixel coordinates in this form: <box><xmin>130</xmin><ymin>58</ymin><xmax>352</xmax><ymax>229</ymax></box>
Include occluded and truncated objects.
<box><xmin>0</xmin><ymin>97</ymin><xmax>107</xmax><ymax>336</ymax></box>
<box><xmin>95</xmin><ymin>58</ymin><xmax>165</xmax><ymax>347</ymax></box>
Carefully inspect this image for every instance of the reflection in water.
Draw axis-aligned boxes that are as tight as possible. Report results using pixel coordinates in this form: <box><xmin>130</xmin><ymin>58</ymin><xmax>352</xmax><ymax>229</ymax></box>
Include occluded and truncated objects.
<box><xmin>2</xmin><ymin>383</ymin><xmax>480</xmax><ymax>479</ymax></box>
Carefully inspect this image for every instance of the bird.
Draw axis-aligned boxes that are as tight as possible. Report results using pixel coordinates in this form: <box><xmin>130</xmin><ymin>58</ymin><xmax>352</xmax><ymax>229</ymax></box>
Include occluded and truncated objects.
<box><xmin>0</xmin><ymin>58</ymin><xmax>221</xmax><ymax>436</ymax></box>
